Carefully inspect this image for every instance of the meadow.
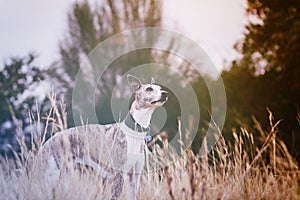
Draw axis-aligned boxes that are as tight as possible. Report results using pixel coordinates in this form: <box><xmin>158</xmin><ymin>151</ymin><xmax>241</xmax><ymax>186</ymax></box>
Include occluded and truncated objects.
<box><xmin>0</xmin><ymin>97</ymin><xmax>299</xmax><ymax>200</ymax></box>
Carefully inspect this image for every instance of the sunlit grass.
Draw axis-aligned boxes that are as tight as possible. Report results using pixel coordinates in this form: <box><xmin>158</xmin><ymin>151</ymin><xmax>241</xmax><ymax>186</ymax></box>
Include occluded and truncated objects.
<box><xmin>0</xmin><ymin>96</ymin><xmax>299</xmax><ymax>199</ymax></box>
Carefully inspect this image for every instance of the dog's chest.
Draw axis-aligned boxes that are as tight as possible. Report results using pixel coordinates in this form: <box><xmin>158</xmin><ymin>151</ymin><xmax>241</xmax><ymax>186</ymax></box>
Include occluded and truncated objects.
<box><xmin>125</xmin><ymin>134</ymin><xmax>145</xmax><ymax>154</ymax></box>
<box><xmin>123</xmin><ymin>133</ymin><xmax>145</xmax><ymax>172</ymax></box>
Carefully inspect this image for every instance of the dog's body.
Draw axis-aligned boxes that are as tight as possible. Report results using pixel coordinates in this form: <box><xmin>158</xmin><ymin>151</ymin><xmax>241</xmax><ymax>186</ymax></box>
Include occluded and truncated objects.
<box><xmin>35</xmin><ymin>75</ymin><xmax>168</xmax><ymax>199</ymax></box>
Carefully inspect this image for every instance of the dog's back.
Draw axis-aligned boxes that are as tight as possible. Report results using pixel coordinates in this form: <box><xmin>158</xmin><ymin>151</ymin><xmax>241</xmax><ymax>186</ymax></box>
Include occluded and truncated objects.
<box><xmin>35</xmin><ymin>124</ymin><xmax>128</xmax><ymax>182</ymax></box>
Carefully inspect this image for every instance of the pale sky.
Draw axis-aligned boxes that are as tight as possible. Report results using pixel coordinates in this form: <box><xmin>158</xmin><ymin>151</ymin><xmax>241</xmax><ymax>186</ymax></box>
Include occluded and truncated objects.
<box><xmin>0</xmin><ymin>0</ymin><xmax>247</xmax><ymax>71</ymax></box>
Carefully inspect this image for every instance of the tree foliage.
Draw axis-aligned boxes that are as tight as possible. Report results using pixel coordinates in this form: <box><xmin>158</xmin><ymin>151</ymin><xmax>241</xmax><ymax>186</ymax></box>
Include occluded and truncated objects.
<box><xmin>51</xmin><ymin>0</ymin><xmax>163</xmax><ymax>87</ymax></box>
<box><xmin>0</xmin><ymin>55</ymin><xmax>44</xmax><ymax>155</ymax></box>
<box><xmin>240</xmin><ymin>0</ymin><xmax>300</xmax><ymax>73</ymax></box>
<box><xmin>222</xmin><ymin>0</ymin><xmax>300</xmax><ymax>159</ymax></box>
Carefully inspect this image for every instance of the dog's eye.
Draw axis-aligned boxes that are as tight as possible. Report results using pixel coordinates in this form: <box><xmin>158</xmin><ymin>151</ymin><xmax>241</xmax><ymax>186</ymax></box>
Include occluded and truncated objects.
<box><xmin>146</xmin><ymin>87</ymin><xmax>153</xmax><ymax>92</ymax></box>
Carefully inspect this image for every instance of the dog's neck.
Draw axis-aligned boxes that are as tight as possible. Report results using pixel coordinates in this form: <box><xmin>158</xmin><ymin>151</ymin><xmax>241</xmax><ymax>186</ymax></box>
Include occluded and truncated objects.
<box><xmin>129</xmin><ymin>100</ymin><xmax>155</xmax><ymax>129</ymax></box>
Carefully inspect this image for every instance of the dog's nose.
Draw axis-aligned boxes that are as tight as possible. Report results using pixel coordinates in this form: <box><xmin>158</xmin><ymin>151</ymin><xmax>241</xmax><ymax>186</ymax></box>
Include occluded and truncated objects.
<box><xmin>162</xmin><ymin>91</ymin><xmax>168</xmax><ymax>96</ymax></box>
<box><xmin>161</xmin><ymin>91</ymin><xmax>168</xmax><ymax>99</ymax></box>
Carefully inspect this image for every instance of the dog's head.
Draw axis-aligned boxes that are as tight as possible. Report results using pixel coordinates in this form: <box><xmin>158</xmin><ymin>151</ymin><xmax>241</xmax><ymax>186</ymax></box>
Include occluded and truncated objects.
<box><xmin>127</xmin><ymin>74</ymin><xmax>168</xmax><ymax>109</ymax></box>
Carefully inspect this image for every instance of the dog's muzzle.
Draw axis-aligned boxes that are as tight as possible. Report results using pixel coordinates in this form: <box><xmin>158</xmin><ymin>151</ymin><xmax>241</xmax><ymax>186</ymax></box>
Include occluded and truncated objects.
<box><xmin>151</xmin><ymin>91</ymin><xmax>168</xmax><ymax>104</ymax></box>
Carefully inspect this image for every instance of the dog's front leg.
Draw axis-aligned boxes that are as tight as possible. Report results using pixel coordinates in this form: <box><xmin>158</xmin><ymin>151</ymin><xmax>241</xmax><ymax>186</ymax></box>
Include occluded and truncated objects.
<box><xmin>110</xmin><ymin>172</ymin><xmax>124</xmax><ymax>200</ymax></box>
<box><xmin>127</xmin><ymin>159</ymin><xmax>144</xmax><ymax>200</ymax></box>
<box><xmin>127</xmin><ymin>172</ymin><xmax>141</xmax><ymax>200</ymax></box>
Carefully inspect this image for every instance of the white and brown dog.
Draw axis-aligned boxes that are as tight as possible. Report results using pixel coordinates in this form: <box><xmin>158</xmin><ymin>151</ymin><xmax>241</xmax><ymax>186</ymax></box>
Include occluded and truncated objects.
<box><xmin>35</xmin><ymin>74</ymin><xmax>168</xmax><ymax>199</ymax></box>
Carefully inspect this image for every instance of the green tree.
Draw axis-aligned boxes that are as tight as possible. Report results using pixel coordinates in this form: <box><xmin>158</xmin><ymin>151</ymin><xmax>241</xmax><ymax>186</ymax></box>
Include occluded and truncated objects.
<box><xmin>0</xmin><ymin>54</ymin><xmax>44</xmax><ymax>156</ymax></box>
<box><xmin>222</xmin><ymin>0</ymin><xmax>300</xmax><ymax>159</ymax></box>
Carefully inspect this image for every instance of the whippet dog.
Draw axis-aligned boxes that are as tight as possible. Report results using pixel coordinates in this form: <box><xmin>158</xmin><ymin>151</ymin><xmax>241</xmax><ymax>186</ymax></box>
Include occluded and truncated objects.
<box><xmin>35</xmin><ymin>74</ymin><xmax>168</xmax><ymax>199</ymax></box>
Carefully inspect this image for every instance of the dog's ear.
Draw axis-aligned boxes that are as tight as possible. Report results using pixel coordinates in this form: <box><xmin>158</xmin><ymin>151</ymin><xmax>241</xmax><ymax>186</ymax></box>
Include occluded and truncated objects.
<box><xmin>127</xmin><ymin>74</ymin><xmax>142</xmax><ymax>92</ymax></box>
<box><xmin>151</xmin><ymin>77</ymin><xmax>156</xmax><ymax>84</ymax></box>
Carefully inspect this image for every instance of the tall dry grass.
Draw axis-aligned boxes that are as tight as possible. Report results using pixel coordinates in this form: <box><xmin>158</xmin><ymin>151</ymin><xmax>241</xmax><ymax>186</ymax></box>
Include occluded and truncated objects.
<box><xmin>0</xmin><ymin>96</ymin><xmax>299</xmax><ymax>199</ymax></box>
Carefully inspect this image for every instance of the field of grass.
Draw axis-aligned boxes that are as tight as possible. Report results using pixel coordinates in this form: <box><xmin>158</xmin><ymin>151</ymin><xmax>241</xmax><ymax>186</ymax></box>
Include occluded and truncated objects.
<box><xmin>0</xmin><ymin>98</ymin><xmax>299</xmax><ymax>199</ymax></box>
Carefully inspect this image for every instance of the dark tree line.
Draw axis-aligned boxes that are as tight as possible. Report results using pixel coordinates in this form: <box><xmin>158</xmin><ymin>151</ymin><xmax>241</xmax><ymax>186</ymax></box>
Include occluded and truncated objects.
<box><xmin>221</xmin><ymin>0</ymin><xmax>300</xmax><ymax>160</ymax></box>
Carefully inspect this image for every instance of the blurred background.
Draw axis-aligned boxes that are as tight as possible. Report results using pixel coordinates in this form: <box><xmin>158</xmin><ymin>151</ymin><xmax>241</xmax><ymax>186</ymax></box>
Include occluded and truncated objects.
<box><xmin>0</xmin><ymin>0</ymin><xmax>299</xmax><ymax>162</ymax></box>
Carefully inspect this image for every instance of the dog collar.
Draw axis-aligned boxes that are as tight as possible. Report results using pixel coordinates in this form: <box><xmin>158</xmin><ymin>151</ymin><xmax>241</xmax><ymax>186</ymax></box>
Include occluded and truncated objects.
<box><xmin>124</xmin><ymin>113</ymin><xmax>153</xmax><ymax>143</ymax></box>
<box><xmin>119</xmin><ymin>122</ymin><xmax>147</xmax><ymax>137</ymax></box>
<box><xmin>124</xmin><ymin>113</ymin><xmax>150</xmax><ymax>133</ymax></box>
